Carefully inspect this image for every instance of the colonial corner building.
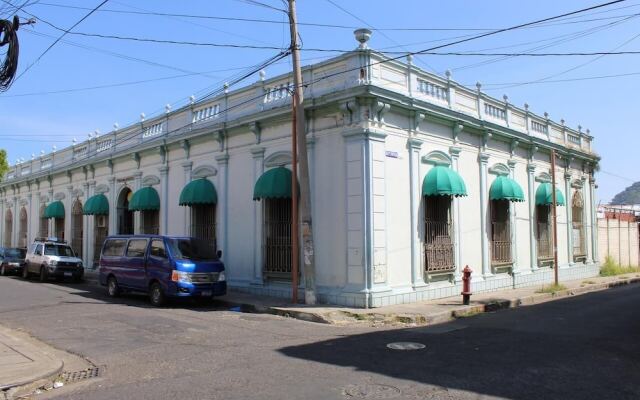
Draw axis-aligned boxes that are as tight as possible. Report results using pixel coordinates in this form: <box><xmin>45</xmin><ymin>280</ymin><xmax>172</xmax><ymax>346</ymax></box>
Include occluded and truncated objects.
<box><xmin>0</xmin><ymin>31</ymin><xmax>599</xmax><ymax>307</ymax></box>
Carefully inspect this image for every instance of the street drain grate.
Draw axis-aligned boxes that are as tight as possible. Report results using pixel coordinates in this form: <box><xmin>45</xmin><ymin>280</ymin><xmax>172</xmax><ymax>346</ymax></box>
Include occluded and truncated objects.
<box><xmin>61</xmin><ymin>366</ymin><xmax>102</xmax><ymax>384</ymax></box>
<box><xmin>386</xmin><ymin>342</ymin><xmax>425</xmax><ymax>351</ymax></box>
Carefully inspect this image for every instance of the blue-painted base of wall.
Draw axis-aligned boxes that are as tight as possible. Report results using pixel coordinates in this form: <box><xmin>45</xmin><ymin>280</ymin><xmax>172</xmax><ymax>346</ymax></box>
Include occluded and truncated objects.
<box><xmin>228</xmin><ymin>262</ymin><xmax>600</xmax><ymax>308</ymax></box>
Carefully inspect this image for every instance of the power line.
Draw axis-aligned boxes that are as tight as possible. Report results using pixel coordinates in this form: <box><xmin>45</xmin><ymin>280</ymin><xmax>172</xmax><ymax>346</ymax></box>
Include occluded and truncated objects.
<box><xmin>477</xmin><ymin>70</ymin><xmax>640</xmax><ymax>88</ymax></box>
<box><xmin>12</xmin><ymin>0</ymin><xmax>109</xmax><ymax>82</ymax></box>
<box><xmin>30</xmin><ymin>1</ymin><xmax>640</xmax><ymax>31</ymax></box>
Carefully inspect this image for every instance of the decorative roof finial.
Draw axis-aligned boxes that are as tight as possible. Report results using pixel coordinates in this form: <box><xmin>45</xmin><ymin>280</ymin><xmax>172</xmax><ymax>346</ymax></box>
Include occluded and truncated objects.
<box><xmin>140</xmin><ymin>113</ymin><xmax>146</xmax><ymax>122</ymax></box>
<box><xmin>189</xmin><ymin>95</ymin><xmax>195</xmax><ymax>104</ymax></box>
<box><xmin>259</xmin><ymin>70</ymin><xmax>266</xmax><ymax>81</ymax></box>
<box><xmin>165</xmin><ymin>104</ymin><xmax>171</xmax><ymax>114</ymax></box>
<box><xmin>354</xmin><ymin>28</ymin><xmax>372</xmax><ymax>49</ymax></box>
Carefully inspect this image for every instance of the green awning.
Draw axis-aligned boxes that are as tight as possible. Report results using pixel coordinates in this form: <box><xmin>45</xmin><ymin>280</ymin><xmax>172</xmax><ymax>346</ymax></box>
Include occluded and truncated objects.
<box><xmin>43</xmin><ymin>201</ymin><xmax>65</xmax><ymax>219</ymax></box>
<box><xmin>83</xmin><ymin>194</ymin><xmax>109</xmax><ymax>215</ymax></box>
<box><xmin>490</xmin><ymin>176</ymin><xmax>525</xmax><ymax>202</ymax></box>
<box><xmin>128</xmin><ymin>186</ymin><xmax>160</xmax><ymax>211</ymax></box>
<box><xmin>535</xmin><ymin>183</ymin><xmax>565</xmax><ymax>206</ymax></box>
<box><xmin>422</xmin><ymin>166</ymin><xmax>468</xmax><ymax>197</ymax></box>
<box><xmin>253</xmin><ymin>167</ymin><xmax>292</xmax><ymax>200</ymax></box>
<box><xmin>179</xmin><ymin>178</ymin><xmax>218</xmax><ymax>206</ymax></box>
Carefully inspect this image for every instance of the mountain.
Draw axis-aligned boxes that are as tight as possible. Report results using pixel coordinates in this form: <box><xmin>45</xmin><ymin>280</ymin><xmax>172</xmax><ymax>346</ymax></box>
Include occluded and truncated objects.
<box><xmin>610</xmin><ymin>182</ymin><xmax>640</xmax><ymax>205</ymax></box>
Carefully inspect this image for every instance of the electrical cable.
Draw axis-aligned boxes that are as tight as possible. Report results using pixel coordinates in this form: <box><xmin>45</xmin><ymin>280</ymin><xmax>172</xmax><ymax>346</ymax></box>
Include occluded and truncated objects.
<box><xmin>0</xmin><ymin>15</ymin><xmax>19</xmax><ymax>90</ymax></box>
<box><xmin>12</xmin><ymin>0</ymin><xmax>109</xmax><ymax>83</ymax></box>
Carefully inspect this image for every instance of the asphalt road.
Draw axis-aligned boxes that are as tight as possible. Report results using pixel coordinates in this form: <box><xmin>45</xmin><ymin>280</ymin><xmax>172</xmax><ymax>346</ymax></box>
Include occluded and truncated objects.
<box><xmin>0</xmin><ymin>275</ymin><xmax>638</xmax><ymax>400</ymax></box>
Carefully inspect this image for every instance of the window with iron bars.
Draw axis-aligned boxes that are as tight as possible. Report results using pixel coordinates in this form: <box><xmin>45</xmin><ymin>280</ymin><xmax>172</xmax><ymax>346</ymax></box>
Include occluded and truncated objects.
<box><xmin>572</xmin><ymin>191</ymin><xmax>586</xmax><ymax>260</ymax></box>
<box><xmin>190</xmin><ymin>205</ymin><xmax>217</xmax><ymax>254</ymax></box>
<box><xmin>490</xmin><ymin>199</ymin><xmax>512</xmax><ymax>265</ymax></box>
<box><xmin>141</xmin><ymin>210</ymin><xmax>159</xmax><ymax>235</ymax></box>
<box><xmin>536</xmin><ymin>205</ymin><xmax>553</xmax><ymax>262</ymax></box>
<box><xmin>263</xmin><ymin>198</ymin><xmax>292</xmax><ymax>280</ymax></box>
<box><xmin>424</xmin><ymin>195</ymin><xmax>455</xmax><ymax>274</ymax></box>
<box><xmin>71</xmin><ymin>200</ymin><xmax>83</xmax><ymax>259</ymax></box>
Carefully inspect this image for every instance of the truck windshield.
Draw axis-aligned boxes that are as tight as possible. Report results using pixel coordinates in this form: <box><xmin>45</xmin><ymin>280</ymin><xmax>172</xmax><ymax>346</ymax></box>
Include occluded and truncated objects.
<box><xmin>44</xmin><ymin>245</ymin><xmax>75</xmax><ymax>257</ymax></box>
<box><xmin>6</xmin><ymin>248</ymin><xmax>25</xmax><ymax>258</ymax></box>
<box><xmin>166</xmin><ymin>238</ymin><xmax>217</xmax><ymax>261</ymax></box>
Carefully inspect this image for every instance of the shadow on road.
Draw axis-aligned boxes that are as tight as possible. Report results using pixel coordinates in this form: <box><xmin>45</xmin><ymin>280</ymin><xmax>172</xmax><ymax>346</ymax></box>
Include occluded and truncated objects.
<box><xmin>278</xmin><ymin>287</ymin><xmax>640</xmax><ymax>400</ymax></box>
<box><xmin>5</xmin><ymin>275</ymin><xmax>233</xmax><ymax>312</ymax></box>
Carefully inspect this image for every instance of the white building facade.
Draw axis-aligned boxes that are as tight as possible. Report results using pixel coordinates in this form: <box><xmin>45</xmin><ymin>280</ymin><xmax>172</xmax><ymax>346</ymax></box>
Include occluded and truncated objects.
<box><xmin>0</xmin><ymin>34</ymin><xmax>600</xmax><ymax>307</ymax></box>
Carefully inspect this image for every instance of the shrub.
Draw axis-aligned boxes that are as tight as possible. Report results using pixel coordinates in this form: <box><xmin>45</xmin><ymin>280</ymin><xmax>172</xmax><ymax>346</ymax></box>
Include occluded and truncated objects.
<box><xmin>600</xmin><ymin>255</ymin><xmax>640</xmax><ymax>276</ymax></box>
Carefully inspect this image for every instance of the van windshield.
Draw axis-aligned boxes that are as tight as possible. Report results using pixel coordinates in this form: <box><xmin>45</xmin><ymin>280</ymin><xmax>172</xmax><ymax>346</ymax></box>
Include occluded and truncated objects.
<box><xmin>44</xmin><ymin>244</ymin><xmax>75</xmax><ymax>257</ymax></box>
<box><xmin>166</xmin><ymin>238</ymin><xmax>217</xmax><ymax>261</ymax></box>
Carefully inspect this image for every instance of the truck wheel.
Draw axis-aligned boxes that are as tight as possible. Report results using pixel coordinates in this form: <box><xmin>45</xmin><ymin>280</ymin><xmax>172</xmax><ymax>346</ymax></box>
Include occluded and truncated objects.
<box><xmin>107</xmin><ymin>276</ymin><xmax>120</xmax><ymax>297</ymax></box>
<box><xmin>39</xmin><ymin>267</ymin><xmax>48</xmax><ymax>283</ymax></box>
<box><xmin>149</xmin><ymin>282</ymin><xmax>165</xmax><ymax>307</ymax></box>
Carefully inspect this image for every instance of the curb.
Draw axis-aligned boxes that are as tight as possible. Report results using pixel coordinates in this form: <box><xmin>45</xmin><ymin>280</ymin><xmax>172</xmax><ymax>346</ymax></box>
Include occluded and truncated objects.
<box><xmin>1</xmin><ymin>360</ymin><xmax>63</xmax><ymax>398</ymax></box>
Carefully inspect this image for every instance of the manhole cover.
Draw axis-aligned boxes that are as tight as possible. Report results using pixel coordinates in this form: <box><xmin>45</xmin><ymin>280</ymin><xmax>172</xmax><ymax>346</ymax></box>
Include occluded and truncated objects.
<box><xmin>386</xmin><ymin>342</ymin><xmax>425</xmax><ymax>351</ymax></box>
<box><xmin>344</xmin><ymin>384</ymin><xmax>401</xmax><ymax>398</ymax></box>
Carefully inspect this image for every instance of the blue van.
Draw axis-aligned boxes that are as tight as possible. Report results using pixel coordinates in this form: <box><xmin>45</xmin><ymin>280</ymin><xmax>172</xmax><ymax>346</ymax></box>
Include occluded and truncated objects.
<box><xmin>98</xmin><ymin>235</ymin><xmax>226</xmax><ymax>306</ymax></box>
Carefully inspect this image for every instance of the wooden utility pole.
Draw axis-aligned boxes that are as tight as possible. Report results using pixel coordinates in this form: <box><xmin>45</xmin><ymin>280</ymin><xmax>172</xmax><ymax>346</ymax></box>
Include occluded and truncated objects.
<box><xmin>551</xmin><ymin>149</ymin><xmax>559</xmax><ymax>285</ymax></box>
<box><xmin>291</xmin><ymin>100</ymin><xmax>299</xmax><ymax>304</ymax></box>
<box><xmin>288</xmin><ymin>0</ymin><xmax>316</xmax><ymax>304</ymax></box>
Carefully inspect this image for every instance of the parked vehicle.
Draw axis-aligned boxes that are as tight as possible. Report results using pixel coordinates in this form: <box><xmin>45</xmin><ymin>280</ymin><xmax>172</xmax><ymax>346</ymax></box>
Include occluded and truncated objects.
<box><xmin>98</xmin><ymin>235</ymin><xmax>226</xmax><ymax>306</ymax></box>
<box><xmin>24</xmin><ymin>238</ymin><xmax>84</xmax><ymax>282</ymax></box>
<box><xmin>0</xmin><ymin>247</ymin><xmax>27</xmax><ymax>276</ymax></box>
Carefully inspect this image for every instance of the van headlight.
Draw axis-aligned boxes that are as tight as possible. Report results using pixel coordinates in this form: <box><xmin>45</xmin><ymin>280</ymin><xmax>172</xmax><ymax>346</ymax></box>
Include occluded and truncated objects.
<box><xmin>171</xmin><ymin>270</ymin><xmax>192</xmax><ymax>283</ymax></box>
<box><xmin>49</xmin><ymin>260</ymin><xmax>57</xmax><ymax>266</ymax></box>
<box><xmin>218</xmin><ymin>271</ymin><xmax>226</xmax><ymax>282</ymax></box>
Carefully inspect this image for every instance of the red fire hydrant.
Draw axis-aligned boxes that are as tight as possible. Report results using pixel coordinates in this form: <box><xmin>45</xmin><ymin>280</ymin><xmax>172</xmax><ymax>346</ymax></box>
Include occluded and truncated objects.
<box><xmin>461</xmin><ymin>265</ymin><xmax>472</xmax><ymax>305</ymax></box>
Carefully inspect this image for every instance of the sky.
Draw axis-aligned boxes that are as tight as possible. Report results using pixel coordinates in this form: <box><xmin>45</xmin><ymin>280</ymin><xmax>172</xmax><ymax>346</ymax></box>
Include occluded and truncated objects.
<box><xmin>0</xmin><ymin>0</ymin><xmax>638</xmax><ymax>203</ymax></box>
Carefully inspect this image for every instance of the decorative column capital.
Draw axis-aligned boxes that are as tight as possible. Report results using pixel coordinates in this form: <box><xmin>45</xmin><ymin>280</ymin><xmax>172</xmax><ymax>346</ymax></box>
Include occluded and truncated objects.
<box><xmin>479</xmin><ymin>152</ymin><xmax>490</xmax><ymax>164</ymax></box>
<box><xmin>564</xmin><ymin>172</ymin><xmax>572</xmax><ymax>181</ymax></box>
<box><xmin>215</xmin><ymin>154</ymin><xmax>230</xmax><ymax>165</ymax></box>
<box><xmin>108</xmin><ymin>177</ymin><xmax>116</xmax><ymax>184</ymax></box>
<box><xmin>159</xmin><ymin>165</ymin><xmax>169</xmax><ymax>175</ymax></box>
<box><xmin>449</xmin><ymin>146</ymin><xmax>462</xmax><ymax>159</ymax></box>
<box><xmin>507</xmin><ymin>159</ymin><xmax>517</xmax><ymax>170</ymax></box>
<box><xmin>132</xmin><ymin>171</ymin><xmax>143</xmax><ymax>179</ymax></box>
<box><xmin>251</xmin><ymin>146</ymin><xmax>266</xmax><ymax>159</ymax></box>
<box><xmin>181</xmin><ymin>161</ymin><xmax>193</xmax><ymax>172</ymax></box>
<box><xmin>407</xmin><ymin>138</ymin><xmax>423</xmax><ymax>150</ymax></box>
<box><xmin>527</xmin><ymin>163</ymin><xmax>536</xmax><ymax>173</ymax></box>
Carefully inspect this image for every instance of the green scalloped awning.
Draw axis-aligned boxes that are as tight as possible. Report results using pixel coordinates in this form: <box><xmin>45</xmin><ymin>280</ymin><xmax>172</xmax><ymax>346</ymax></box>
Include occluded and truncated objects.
<box><xmin>490</xmin><ymin>176</ymin><xmax>525</xmax><ymax>202</ymax></box>
<box><xmin>536</xmin><ymin>182</ymin><xmax>565</xmax><ymax>206</ymax></box>
<box><xmin>43</xmin><ymin>201</ymin><xmax>65</xmax><ymax>219</ymax></box>
<box><xmin>128</xmin><ymin>186</ymin><xmax>160</xmax><ymax>211</ymax></box>
<box><xmin>253</xmin><ymin>167</ymin><xmax>292</xmax><ymax>200</ymax></box>
<box><xmin>179</xmin><ymin>178</ymin><xmax>218</xmax><ymax>206</ymax></box>
<box><xmin>422</xmin><ymin>166</ymin><xmax>468</xmax><ymax>197</ymax></box>
<box><xmin>83</xmin><ymin>194</ymin><xmax>109</xmax><ymax>215</ymax></box>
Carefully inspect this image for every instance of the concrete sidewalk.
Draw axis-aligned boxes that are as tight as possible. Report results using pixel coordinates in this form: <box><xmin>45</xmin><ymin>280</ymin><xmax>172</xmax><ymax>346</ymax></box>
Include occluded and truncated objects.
<box><xmin>0</xmin><ymin>325</ymin><xmax>63</xmax><ymax>394</ymax></box>
<box><xmin>220</xmin><ymin>272</ymin><xmax>640</xmax><ymax>326</ymax></box>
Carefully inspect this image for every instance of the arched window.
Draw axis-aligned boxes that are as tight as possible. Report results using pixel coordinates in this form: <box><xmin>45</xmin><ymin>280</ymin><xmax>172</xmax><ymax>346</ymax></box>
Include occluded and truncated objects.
<box><xmin>71</xmin><ymin>200</ymin><xmax>83</xmax><ymax>258</ymax></box>
<box><xmin>490</xmin><ymin>200</ymin><xmax>511</xmax><ymax>265</ymax></box>
<box><xmin>536</xmin><ymin>204</ymin><xmax>553</xmax><ymax>261</ymax></box>
<box><xmin>18</xmin><ymin>207</ymin><xmax>27</xmax><ymax>248</ymax></box>
<box><xmin>572</xmin><ymin>191</ymin><xmax>586</xmax><ymax>261</ymax></box>
<box><xmin>4</xmin><ymin>209</ymin><xmax>12</xmax><ymax>247</ymax></box>
<box><xmin>179</xmin><ymin>177</ymin><xmax>218</xmax><ymax>253</ymax></box>
<box><xmin>424</xmin><ymin>195</ymin><xmax>454</xmax><ymax>273</ymax></box>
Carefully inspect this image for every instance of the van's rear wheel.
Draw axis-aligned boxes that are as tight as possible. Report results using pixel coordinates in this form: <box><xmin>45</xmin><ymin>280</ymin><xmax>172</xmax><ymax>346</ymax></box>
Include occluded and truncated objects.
<box><xmin>149</xmin><ymin>282</ymin><xmax>165</xmax><ymax>307</ymax></box>
<box><xmin>107</xmin><ymin>277</ymin><xmax>120</xmax><ymax>297</ymax></box>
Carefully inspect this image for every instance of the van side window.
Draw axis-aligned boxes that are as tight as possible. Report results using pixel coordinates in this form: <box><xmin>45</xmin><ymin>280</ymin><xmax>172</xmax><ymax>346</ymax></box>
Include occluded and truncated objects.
<box><xmin>35</xmin><ymin>244</ymin><xmax>43</xmax><ymax>256</ymax></box>
<box><xmin>102</xmin><ymin>239</ymin><xmax>127</xmax><ymax>257</ymax></box>
<box><xmin>150</xmin><ymin>240</ymin><xmax>166</xmax><ymax>258</ymax></box>
<box><xmin>126</xmin><ymin>239</ymin><xmax>148</xmax><ymax>258</ymax></box>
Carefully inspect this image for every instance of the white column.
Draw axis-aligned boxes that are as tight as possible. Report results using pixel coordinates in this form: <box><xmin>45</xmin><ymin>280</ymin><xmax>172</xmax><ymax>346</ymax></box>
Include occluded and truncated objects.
<box><xmin>251</xmin><ymin>147</ymin><xmax>265</xmax><ymax>285</ymax></box>
<box><xmin>181</xmin><ymin>162</ymin><xmax>193</xmax><ymax>236</ymax></box>
<box><xmin>108</xmin><ymin>177</ymin><xmax>116</xmax><ymax>235</ymax></box>
<box><xmin>88</xmin><ymin>182</ymin><xmax>96</xmax><ymax>266</ymax></box>
<box><xmin>159</xmin><ymin>166</ymin><xmax>169</xmax><ymax>235</ymax></box>
<box><xmin>450</xmin><ymin>146</ymin><xmax>463</xmax><ymax>281</ymax></box>
<box><xmin>527</xmin><ymin>164</ymin><xmax>538</xmax><ymax>270</ymax></box>
<box><xmin>565</xmin><ymin>173</ymin><xmax>574</xmax><ymax>265</ymax></box>
<box><xmin>25</xmin><ymin>193</ymin><xmax>32</xmax><ymax>246</ymax></box>
<box><xmin>582</xmin><ymin>178</ymin><xmax>592</xmax><ymax>263</ymax></box>
<box><xmin>83</xmin><ymin>183</ymin><xmax>90</xmax><ymax>266</ymax></box>
<box><xmin>33</xmin><ymin>192</ymin><xmax>40</xmax><ymax>241</ymax></box>
<box><xmin>479</xmin><ymin>153</ymin><xmax>491</xmax><ymax>277</ymax></box>
<box><xmin>48</xmin><ymin>189</ymin><xmax>54</xmax><ymax>237</ymax></box>
<box><xmin>0</xmin><ymin>199</ymin><xmax>4</xmax><ymax>246</ymax></box>
<box><xmin>12</xmin><ymin>196</ymin><xmax>18</xmax><ymax>246</ymax></box>
<box><xmin>508</xmin><ymin>160</ymin><xmax>519</xmax><ymax>273</ymax></box>
<box><xmin>589</xmin><ymin>176</ymin><xmax>598</xmax><ymax>263</ymax></box>
<box><xmin>133</xmin><ymin>172</ymin><xmax>142</xmax><ymax>234</ymax></box>
<box><xmin>215</xmin><ymin>154</ymin><xmax>229</xmax><ymax>261</ymax></box>
<box><xmin>369</xmin><ymin>132</ymin><xmax>388</xmax><ymax>293</ymax></box>
<box><xmin>408</xmin><ymin>138</ymin><xmax>425</xmax><ymax>288</ymax></box>
<box><xmin>65</xmin><ymin>185</ymin><xmax>73</xmax><ymax>242</ymax></box>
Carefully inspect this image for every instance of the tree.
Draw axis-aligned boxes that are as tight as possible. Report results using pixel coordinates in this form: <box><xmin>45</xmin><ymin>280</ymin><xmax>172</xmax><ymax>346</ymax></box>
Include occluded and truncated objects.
<box><xmin>0</xmin><ymin>149</ymin><xmax>8</xmax><ymax>182</ymax></box>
